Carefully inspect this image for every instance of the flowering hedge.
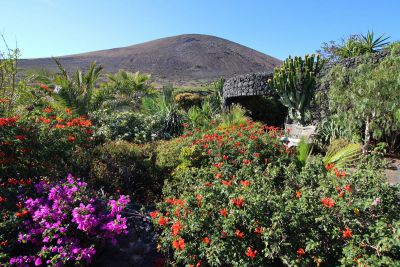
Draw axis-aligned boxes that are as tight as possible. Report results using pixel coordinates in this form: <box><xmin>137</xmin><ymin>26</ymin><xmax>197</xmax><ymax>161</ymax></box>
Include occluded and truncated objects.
<box><xmin>0</xmin><ymin>107</ymin><xmax>94</xmax><ymax>178</ymax></box>
<box><xmin>153</xmin><ymin>120</ymin><xmax>400</xmax><ymax>266</ymax></box>
<box><xmin>0</xmin><ymin>174</ymin><xmax>129</xmax><ymax>266</ymax></box>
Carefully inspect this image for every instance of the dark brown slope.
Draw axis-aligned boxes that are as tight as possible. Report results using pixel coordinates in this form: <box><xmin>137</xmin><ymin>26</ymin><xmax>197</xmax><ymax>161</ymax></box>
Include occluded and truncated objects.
<box><xmin>19</xmin><ymin>34</ymin><xmax>281</xmax><ymax>84</ymax></box>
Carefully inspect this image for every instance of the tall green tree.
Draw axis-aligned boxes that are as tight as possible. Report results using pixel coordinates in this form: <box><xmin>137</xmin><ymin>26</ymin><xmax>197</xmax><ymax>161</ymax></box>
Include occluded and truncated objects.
<box><xmin>328</xmin><ymin>44</ymin><xmax>400</xmax><ymax>152</ymax></box>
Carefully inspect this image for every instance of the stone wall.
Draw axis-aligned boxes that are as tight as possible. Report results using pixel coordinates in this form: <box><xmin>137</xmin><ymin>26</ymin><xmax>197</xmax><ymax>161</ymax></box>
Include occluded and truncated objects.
<box><xmin>222</xmin><ymin>72</ymin><xmax>274</xmax><ymax>105</ymax></box>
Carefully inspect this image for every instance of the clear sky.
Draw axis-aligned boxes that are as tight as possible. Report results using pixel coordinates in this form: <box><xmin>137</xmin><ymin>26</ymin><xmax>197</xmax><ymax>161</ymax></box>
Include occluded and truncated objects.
<box><xmin>1</xmin><ymin>0</ymin><xmax>399</xmax><ymax>60</ymax></box>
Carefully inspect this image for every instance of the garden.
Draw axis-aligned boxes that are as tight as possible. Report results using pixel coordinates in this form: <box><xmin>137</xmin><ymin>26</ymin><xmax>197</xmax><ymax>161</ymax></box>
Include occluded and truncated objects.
<box><xmin>0</xmin><ymin>31</ymin><xmax>399</xmax><ymax>266</ymax></box>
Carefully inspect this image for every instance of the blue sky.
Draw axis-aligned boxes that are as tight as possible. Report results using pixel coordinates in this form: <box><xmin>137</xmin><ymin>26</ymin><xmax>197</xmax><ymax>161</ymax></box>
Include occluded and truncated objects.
<box><xmin>1</xmin><ymin>0</ymin><xmax>399</xmax><ymax>60</ymax></box>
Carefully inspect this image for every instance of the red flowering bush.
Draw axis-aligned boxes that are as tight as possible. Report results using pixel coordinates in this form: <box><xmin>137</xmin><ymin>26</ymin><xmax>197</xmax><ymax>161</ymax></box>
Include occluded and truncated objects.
<box><xmin>0</xmin><ymin>107</ymin><xmax>94</xmax><ymax>178</ymax></box>
<box><xmin>153</xmin><ymin>120</ymin><xmax>400</xmax><ymax>266</ymax></box>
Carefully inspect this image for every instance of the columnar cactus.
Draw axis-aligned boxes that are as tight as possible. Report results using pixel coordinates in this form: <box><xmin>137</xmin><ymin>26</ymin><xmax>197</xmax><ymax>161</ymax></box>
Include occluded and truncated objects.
<box><xmin>268</xmin><ymin>54</ymin><xmax>322</xmax><ymax>125</ymax></box>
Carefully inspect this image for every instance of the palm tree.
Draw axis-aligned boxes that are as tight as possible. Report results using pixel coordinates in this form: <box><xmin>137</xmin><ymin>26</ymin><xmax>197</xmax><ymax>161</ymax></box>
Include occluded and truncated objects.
<box><xmin>99</xmin><ymin>70</ymin><xmax>154</xmax><ymax>111</ymax></box>
<box><xmin>53</xmin><ymin>58</ymin><xmax>104</xmax><ymax>114</ymax></box>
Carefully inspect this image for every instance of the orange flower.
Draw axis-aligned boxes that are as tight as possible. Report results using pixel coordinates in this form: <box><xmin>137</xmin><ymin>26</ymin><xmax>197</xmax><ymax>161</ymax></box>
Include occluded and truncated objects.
<box><xmin>158</xmin><ymin>216</ymin><xmax>168</xmax><ymax>226</ymax></box>
<box><xmin>254</xmin><ymin>227</ymin><xmax>264</xmax><ymax>235</ymax></box>
<box><xmin>172</xmin><ymin>237</ymin><xmax>185</xmax><ymax>250</ymax></box>
<box><xmin>43</xmin><ymin>107</ymin><xmax>52</xmax><ymax>113</ymax></box>
<box><xmin>240</xmin><ymin>180</ymin><xmax>250</xmax><ymax>187</ymax></box>
<box><xmin>67</xmin><ymin>136</ymin><xmax>76</xmax><ymax>142</ymax></box>
<box><xmin>0</xmin><ymin>98</ymin><xmax>9</xmax><ymax>103</ymax></box>
<box><xmin>202</xmin><ymin>236</ymin><xmax>210</xmax><ymax>245</ymax></box>
<box><xmin>222</xmin><ymin>180</ymin><xmax>232</xmax><ymax>187</ymax></box>
<box><xmin>15</xmin><ymin>209</ymin><xmax>28</xmax><ymax>218</ymax></box>
<box><xmin>344</xmin><ymin>184</ymin><xmax>351</xmax><ymax>192</ymax></box>
<box><xmin>295</xmin><ymin>191</ymin><xmax>302</xmax><ymax>198</ymax></box>
<box><xmin>246</xmin><ymin>247</ymin><xmax>257</xmax><ymax>259</ymax></box>
<box><xmin>342</xmin><ymin>227</ymin><xmax>352</xmax><ymax>239</ymax></box>
<box><xmin>171</xmin><ymin>221</ymin><xmax>183</xmax><ymax>236</ymax></box>
<box><xmin>39</xmin><ymin>83</ymin><xmax>49</xmax><ymax>90</ymax></box>
<box><xmin>231</xmin><ymin>197</ymin><xmax>244</xmax><ymax>208</ymax></box>
<box><xmin>325</xmin><ymin>163</ymin><xmax>334</xmax><ymax>171</ymax></box>
<box><xmin>149</xmin><ymin>211</ymin><xmax>158</xmax><ymax>218</ymax></box>
<box><xmin>321</xmin><ymin>197</ymin><xmax>335</xmax><ymax>208</ymax></box>
<box><xmin>235</xmin><ymin>229</ymin><xmax>245</xmax><ymax>238</ymax></box>
<box><xmin>338</xmin><ymin>191</ymin><xmax>345</xmax><ymax>198</ymax></box>
<box><xmin>220</xmin><ymin>208</ymin><xmax>228</xmax><ymax>217</ymax></box>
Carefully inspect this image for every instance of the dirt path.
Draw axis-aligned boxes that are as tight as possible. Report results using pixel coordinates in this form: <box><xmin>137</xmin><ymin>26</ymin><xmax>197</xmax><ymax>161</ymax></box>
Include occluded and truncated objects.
<box><xmin>386</xmin><ymin>158</ymin><xmax>400</xmax><ymax>185</ymax></box>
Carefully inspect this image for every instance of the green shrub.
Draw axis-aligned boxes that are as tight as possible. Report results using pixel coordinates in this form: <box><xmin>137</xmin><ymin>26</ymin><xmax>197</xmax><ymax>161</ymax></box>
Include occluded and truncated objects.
<box><xmin>89</xmin><ymin>140</ymin><xmax>159</xmax><ymax>201</ymax></box>
<box><xmin>174</xmin><ymin>92</ymin><xmax>203</xmax><ymax>110</ymax></box>
<box><xmin>155</xmin><ymin>138</ymin><xmax>184</xmax><ymax>174</ymax></box>
<box><xmin>91</xmin><ymin>110</ymin><xmax>171</xmax><ymax>143</ymax></box>
<box><xmin>151</xmin><ymin>121</ymin><xmax>400</xmax><ymax>266</ymax></box>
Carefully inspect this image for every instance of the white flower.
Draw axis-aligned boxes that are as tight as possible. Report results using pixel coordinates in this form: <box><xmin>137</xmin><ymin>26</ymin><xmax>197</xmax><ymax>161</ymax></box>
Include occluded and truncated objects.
<box><xmin>371</xmin><ymin>197</ymin><xmax>381</xmax><ymax>206</ymax></box>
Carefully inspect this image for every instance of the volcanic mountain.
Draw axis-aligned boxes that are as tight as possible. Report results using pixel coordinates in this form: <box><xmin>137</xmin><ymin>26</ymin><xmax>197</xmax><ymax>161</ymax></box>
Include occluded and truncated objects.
<box><xmin>19</xmin><ymin>34</ymin><xmax>281</xmax><ymax>84</ymax></box>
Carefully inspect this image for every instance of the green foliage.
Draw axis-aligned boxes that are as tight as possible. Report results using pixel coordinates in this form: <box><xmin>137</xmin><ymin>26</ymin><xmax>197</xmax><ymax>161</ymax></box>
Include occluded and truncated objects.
<box><xmin>0</xmin><ymin>108</ymin><xmax>94</xmax><ymax>178</ymax></box>
<box><xmin>335</xmin><ymin>31</ymin><xmax>390</xmax><ymax>59</ymax></box>
<box><xmin>89</xmin><ymin>140</ymin><xmax>159</xmax><ymax>201</ymax></box>
<box><xmin>314</xmin><ymin>116</ymin><xmax>361</xmax><ymax>150</ymax></box>
<box><xmin>268</xmin><ymin>54</ymin><xmax>322</xmax><ymax>125</ymax></box>
<box><xmin>152</xmin><ymin>121</ymin><xmax>400</xmax><ymax>266</ymax></box>
<box><xmin>297</xmin><ymin>137</ymin><xmax>311</xmax><ymax>166</ymax></box>
<box><xmin>174</xmin><ymin>92</ymin><xmax>203</xmax><ymax>110</ymax></box>
<box><xmin>91</xmin><ymin>110</ymin><xmax>169</xmax><ymax>143</ymax></box>
<box><xmin>319</xmin><ymin>31</ymin><xmax>391</xmax><ymax>61</ymax></box>
<box><xmin>0</xmin><ymin>37</ymin><xmax>20</xmax><ymax>115</ymax></box>
<box><xmin>323</xmin><ymin>140</ymin><xmax>362</xmax><ymax>168</ymax></box>
<box><xmin>53</xmin><ymin>58</ymin><xmax>104</xmax><ymax>114</ymax></box>
<box><xmin>327</xmin><ymin>46</ymin><xmax>400</xmax><ymax>152</ymax></box>
<box><xmin>99</xmin><ymin>70</ymin><xmax>154</xmax><ymax>111</ymax></box>
<box><xmin>155</xmin><ymin>138</ymin><xmax>184</xmax><ymax>177</ymax></box>
<box><xmin>218</xmin><ymin>104</ymin><xmax>249</xmax><ymax>129</ymax></box>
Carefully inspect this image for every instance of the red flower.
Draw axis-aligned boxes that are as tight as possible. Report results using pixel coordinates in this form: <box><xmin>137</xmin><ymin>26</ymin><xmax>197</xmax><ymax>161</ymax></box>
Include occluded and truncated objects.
<box><xmin>171</xmin><ymin>221</ymin><xmax>183</xmax><ymax>236</ymax></box>
<box><xmin>240</xmin><ymin>180</ymin><xmax>250</xmax><ymax>187</ymax></box>
<box><xmin>342</xmin><ymin>227</ymin><xmax>352</xmax><ymax>239</ymax></box>
<box><xmin>158</xmin><ymin>216</ymin><xmax>168</xmax><ymax>226</ymax></box>
<box><xmin>15</xmin><ymin>209</ymin><xmax>28</xmax><ymax>218</ymax></box>
<box><xmin>15</xmin><ymin>135</ymin><xmax>26</xmax><ymax>141</ymax></box>
<box><xmin>0</xmin><ymin>196</ymin><xmax>7</xmax><ymax>203</ymax></box>
<box><xmin>172</xmin><ymin>237</ymin><xmax>185</xmax><ymax>250</ymax></box>
<box><xmin>338</xmin><ymin>191</ymin><xmax>345</xmax><ymax>198</ymax></box>
<box><xmin>295</xmin><ymin>191</ymin><xmax>302</xmax><ymax>198</ymax></box>
<box><xmin>246</xmin><ymin>247</ymin><xmax>257</xmax><ymax>259</ymax></box>
<box><xmin>344</xmin><ymin>184</ymin><xmax>351</xmax><ymax>192</ymax></box>
<box><xmin>202</xmin><ymin>236</ymin><xmax>210</xmax><ymax>245</ymax></box>
<box><xmin>297</xmin><ymin>248</ymin><xmax>305</xmax><ymax>257</ymax></box>
<box><xmin>254</xmin><ymin>227</ymin><xmax>264</xmax><ymax>235</ymax></box>
<box><xmin>235</xmin><ymin>229</ymin><xmax>245</xmax><ymax>238</ymax></box>
<box><xmin>183</xmin><ymin>123</ymin><xmax>189</xmax><ymax>128</ymax></box>
<box><xmin>43</xmin><ymin>107</ymin><xmax>52</xmax><ymax>113</ymax></box>
<box><xmin>231</xmin><ymin>197</ymin><xmax>244</xmax><ymax>208</ymax></box>
<box><xmin>253</xmin><ymin>152</ymin><xmax>260</xmax><ymax>158</ymax></box>
<box><xmin>222</xmin><ymin>180</ymin><xmax>232</xmax><ymax>187</ymax></box>
<box><xmin>325</xmin><ymin>163</ymin><xmax>335</xmax><ymax>171</ymax></box>
<box><xmin>149</xmin><ymin>211</ymin><xmax>158</xmax><ymax>218</ymax></box>
<box><xmin>321</xmin><ymin>197</ymin><xmax>335</xmax><ymax>208</ymax></box>
<box><xmin>242</xmin><ymin>159</ymin><xmax>251</xmax><ymax>165</ymax></box>
<box><xmin>39</xmin><ymin>83</ymin><xmax>49</xmax><ymax>90</ymax></box>
<box><xmin>54</xmin><ymin>124</ymin><xmax>65</xmax><ymax>129</ymax></box>
<box><xmin>222</xmin><ymin>155</ymin><xmax>228</xmax><ymax>161</ymax></box>
<box><xmin>220</xmin><ymin>208</ymin><xmax>228</xmax><ymax>217</ymax></box>
<box><xmin>334</xmin><ymin>168</ymin><xmax>346</xmax><ymax>178</ymax></box>
<box><xmin>67</xmin><ymin>136</ymin><xmax>76</xmax><ymax>142</ymax></box>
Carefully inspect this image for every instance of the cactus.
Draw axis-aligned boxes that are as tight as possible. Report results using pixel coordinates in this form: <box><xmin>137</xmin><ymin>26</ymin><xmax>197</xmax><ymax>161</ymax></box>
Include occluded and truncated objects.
<box><xmin>268</xmin><ymin>54</ymin><xmax>322</xmax><ymax>125</ymax></box>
